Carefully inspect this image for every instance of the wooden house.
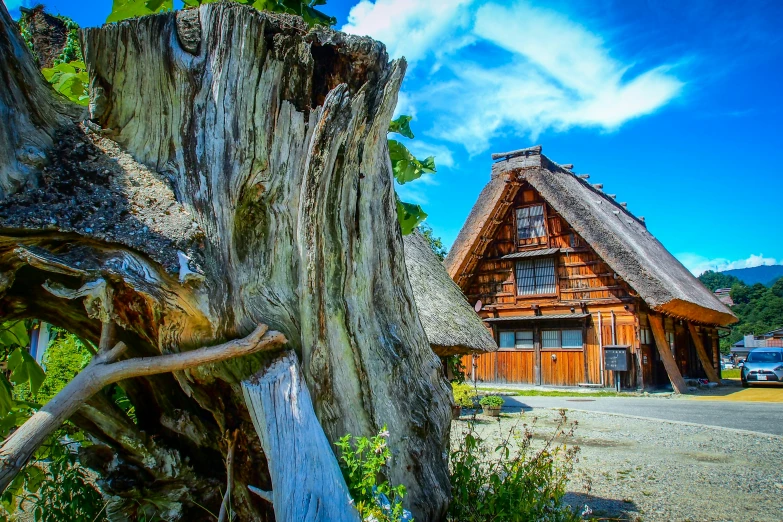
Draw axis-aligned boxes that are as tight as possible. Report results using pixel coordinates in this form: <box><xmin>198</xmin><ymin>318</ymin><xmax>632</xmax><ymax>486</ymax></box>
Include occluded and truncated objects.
<box><xmin>444</xmin><ymin>146</ymin><xmax>737</xmax><ymax>392</ymax></box>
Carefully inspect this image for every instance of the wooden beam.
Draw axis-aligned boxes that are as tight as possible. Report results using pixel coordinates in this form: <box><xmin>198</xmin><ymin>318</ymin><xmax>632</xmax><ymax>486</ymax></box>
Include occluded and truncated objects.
<box><xmin>648</xmin><ymin>314</ymin><xmax>687</xmax><ymax>394</ymax></box>
<box><xmin>491</xmin><ymin>145</ymin><xmax>542</xmax><ymax>160</ymax></box>
<box><xmin>687</xmin><ymin>323</ymin><xmax>721</xmax><ymax>383</ymax></box>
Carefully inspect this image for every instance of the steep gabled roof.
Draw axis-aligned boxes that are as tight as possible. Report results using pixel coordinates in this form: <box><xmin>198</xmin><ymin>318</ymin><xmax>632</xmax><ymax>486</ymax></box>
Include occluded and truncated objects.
<box><xmin>445</xmin><ymin>146</ymin><xmax>737</xmax><ymax>326</ymax></box>
<box><xmin>404</xmin><ymin>230</ymin><xmax>497</xmax><ymax>356</ymax></box>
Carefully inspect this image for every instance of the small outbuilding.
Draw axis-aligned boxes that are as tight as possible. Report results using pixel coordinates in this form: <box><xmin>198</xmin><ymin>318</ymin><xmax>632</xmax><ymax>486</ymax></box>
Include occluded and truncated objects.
<box><xmin>403</xmin><ymin>230</ymin><xmax>497</xmax><ymax>357</ymax></box>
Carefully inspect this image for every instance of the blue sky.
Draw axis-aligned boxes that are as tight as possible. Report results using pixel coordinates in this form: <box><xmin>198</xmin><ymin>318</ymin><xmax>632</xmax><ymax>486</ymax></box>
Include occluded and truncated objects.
<box><xmin>5</xmin><ymin>0</ymin><xmax>783</xmax><ymax>275</ymax></box>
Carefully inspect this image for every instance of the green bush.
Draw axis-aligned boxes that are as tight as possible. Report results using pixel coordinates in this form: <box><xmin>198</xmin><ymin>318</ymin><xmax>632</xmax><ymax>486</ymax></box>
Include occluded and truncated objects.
<box><xmin>335</xmin><ymin>425</ymin><xmax>407</xmax><ymax>521</ymax></box>
<box><xmin>478</xmin><ymin>394</ymin><xmax>504</xmax><ymax>408</ymax></box>
<box><xmin>449</xmin><ymin>411</ymin><xmax>581</xmax><ymax>522</ymax></box>
<box><xmin>452</xmin><ymin>382</ymin><xmax>477</xmax><ymax>408</ymax></box>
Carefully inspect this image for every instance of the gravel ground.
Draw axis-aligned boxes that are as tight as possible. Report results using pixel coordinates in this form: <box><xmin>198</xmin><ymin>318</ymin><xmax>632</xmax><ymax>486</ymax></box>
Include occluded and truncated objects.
<box><xmin>453</xmin><ymin>409</ymin><xmax>783</xmax><ymax>521</ymax></box>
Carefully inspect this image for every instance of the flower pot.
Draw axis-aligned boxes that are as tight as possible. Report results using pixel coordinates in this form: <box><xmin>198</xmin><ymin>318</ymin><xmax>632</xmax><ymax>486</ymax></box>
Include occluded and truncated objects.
<box><xmin>482</xmin><ymin>406</ymin><xmax>501</xmax><ymax>417</ymax></box>
<box><xmin>451</xmin><ymin>404</ymin><xmax>462</xmax><ymax>419</ymax></box>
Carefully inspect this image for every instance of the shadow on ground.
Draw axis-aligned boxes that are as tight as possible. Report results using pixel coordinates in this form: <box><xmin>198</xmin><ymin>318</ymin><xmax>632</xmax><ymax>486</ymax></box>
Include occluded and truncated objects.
<box><xmin>564</xmin><ymin>492</ymin><xmax>641</xmax><ymax>521</ymax></box>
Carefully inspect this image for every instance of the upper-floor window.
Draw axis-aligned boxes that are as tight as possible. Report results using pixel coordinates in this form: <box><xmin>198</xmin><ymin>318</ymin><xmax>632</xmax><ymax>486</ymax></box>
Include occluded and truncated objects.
<box><xmin>516</xmin><ymin>205</ymin><xmax>546</xmax><ymax>240</ymax></box>
<box><xmin>515</xmin><ymin>257</ymin><xmax>556</xmax><ymax>295</ymax></box>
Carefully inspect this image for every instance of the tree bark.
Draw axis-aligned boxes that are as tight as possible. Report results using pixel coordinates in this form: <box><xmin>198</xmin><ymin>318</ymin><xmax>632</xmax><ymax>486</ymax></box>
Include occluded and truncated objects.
<box><xmin>0</xmin><ymin>3</ymin><xmax>451</xmax><ymax>520</ymax></box>
<box><xmin>242</xmin><ymin>351</ymin><xmax>361</xmax><ymax>522</ymax></box>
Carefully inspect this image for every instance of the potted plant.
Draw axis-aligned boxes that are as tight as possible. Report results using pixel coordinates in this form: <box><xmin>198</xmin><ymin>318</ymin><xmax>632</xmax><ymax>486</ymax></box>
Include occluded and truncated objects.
<box><xmin>479</xmin><ymin>395</ymin><xmax>504</xmax><ymax>417</ymax></box>
<box><xmin>451</xmin><ymin>382</ymin><xmax>476</xmax><ymax>419</ymax></box>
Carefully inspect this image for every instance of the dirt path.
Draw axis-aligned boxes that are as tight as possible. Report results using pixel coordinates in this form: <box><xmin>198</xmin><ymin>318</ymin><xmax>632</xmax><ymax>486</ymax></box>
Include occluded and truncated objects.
<box><xmin>454</xmin><ymin>408</ymin><xmax>783</xmax><ymax>521</ymax></box>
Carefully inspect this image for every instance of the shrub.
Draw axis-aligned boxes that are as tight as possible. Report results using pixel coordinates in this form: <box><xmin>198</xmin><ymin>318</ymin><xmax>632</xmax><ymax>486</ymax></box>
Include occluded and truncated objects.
<box><xmin>452</xmin><ymin>382</ymin><xmax>477</xmax><ymax>408</ymax></box>
<box><xmin>478</xmin><ymin>394</ymin><xmax>504</xmax><ymax>408</ymax></box>
<box><xmin>335</xmin><ymin>426</ymin><xmax>409</xmax><ymax>521</ymax></box>
<box><xmin>448</xmin><ymin>410</ymin><xmax>581</xmax><ymax>522</ymax></box>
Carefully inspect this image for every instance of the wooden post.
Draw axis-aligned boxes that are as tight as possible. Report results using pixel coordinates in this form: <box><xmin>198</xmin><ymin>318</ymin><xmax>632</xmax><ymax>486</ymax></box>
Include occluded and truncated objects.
<box><xmin>687</xmin><ymin>323</ymin><xmax>721</xmax><ymax>383</ymax></box>
<box><xmin>648</xmin><ymin>314</ymin><xmax>687</xmax><ymax>393</ymax></box>
<box><xmin>534</xmin><ymin>325</ymin><xmax>542</xmax><ymax>385</ymax></box>
<box><xmin>712</xmin><ymin>333</ymin><xmax>721</xmax><ymax>379</ymax></box>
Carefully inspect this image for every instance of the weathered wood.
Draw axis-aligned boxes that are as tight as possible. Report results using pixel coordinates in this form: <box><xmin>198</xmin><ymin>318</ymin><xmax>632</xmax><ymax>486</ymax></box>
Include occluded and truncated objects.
<box><xmin>0</xmin><ymin>325</ymin><xmax>286</xmax><ymax>493</ymax></box>
<box><xmin>217</xmin><ymin>429</ymin><xmax>239</xmax><ymax>522</ymax></box>
<box><xmin>241</xmin><ymin>351</ymin><xmax>361</xmax><ymax>522</ymax></box>
<box><xmin>687</xmin><ymin>323</ymin><xmax>721</xmax><ymax>383</ymax></box>
<box><xmin>0</xmin><ymin>3</ymin><xmax>452</xmax><ymax>518</ymax></box>
<box><xmin>648</xmin><ymin>314</ymin><xmax>687</xmax><ymax>393</ymax></box>
<box><xmin>0</xmin><ymin>3</ymin><xmax>81</xmax><ymax>198</ymax></box>
<box><xmin>491</xmin><ymin>145</ymin><xmax>542</xmax><ymax>160</ymax></box>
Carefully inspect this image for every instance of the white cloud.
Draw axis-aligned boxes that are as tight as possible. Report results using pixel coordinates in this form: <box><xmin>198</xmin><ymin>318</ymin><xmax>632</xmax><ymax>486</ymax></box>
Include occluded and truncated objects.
<box><xmin>677</xmin><ymin>253</ymin><xmax>782</xmax><ymax>276</ymax></box>
<box><xmin>343</xmin><ymin>0</ymin><xmax>684</xmax><ymax>154</ymax></box>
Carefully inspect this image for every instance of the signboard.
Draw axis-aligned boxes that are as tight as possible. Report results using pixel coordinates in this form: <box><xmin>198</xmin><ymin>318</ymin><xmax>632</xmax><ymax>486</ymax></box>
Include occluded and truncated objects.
<box><xmin>604</xmin><ymin>345</ymin><xmax>630</xmax><ymax>372</ymax></box>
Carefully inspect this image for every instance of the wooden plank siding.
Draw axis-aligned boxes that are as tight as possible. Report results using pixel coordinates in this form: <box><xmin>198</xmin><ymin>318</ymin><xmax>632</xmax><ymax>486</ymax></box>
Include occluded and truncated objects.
<box><xmin>460</xmin><ymin>181</ymin><xmax>721</xmax><ymax>389</ymax></box>
<box><xmin>465</xmin><ymin>185</ymin><xmax>636</xmax><ymax>308</ymax></box>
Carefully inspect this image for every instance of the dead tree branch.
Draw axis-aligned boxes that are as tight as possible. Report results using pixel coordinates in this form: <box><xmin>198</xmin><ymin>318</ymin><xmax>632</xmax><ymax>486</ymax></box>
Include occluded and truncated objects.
<box><xmin>0</xmin><ymin>324</ymin><xmax>286</xmax><ymax>493</ymax></box>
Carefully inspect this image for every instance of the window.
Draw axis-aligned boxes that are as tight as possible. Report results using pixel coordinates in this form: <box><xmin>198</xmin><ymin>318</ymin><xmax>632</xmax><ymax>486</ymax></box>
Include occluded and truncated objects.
<box><xmin>516</xmin><ymin>205</ymin><xmax>546</xmax><ymax>240</ymax></box>
<box><xmin>542</xmin><ymin>329</ymin><xmax>583</xmax><ymax>349</ymax></box>
<box><xmin>640</xmin><ymin>328</ymin><xmax>652</xmax><ymax>345</ymax></box>
<box><xmin>515</xmin><ymin>257</ymin><xmax>556</xmax><ymax>295</ymax></box>
<box><xmin>499</xmin><ymin>330</ymin><xmax>533</xmax><ymax>349</ymax></box>
<box><xmin>666</xmin><ymin>331</ymin><xmax>675</xmax><ymax>355</ymax></box>
<box><xmin>515</xmin><ymin>330</ymin><xmax>534</xmax><ymax>348</ymax></box>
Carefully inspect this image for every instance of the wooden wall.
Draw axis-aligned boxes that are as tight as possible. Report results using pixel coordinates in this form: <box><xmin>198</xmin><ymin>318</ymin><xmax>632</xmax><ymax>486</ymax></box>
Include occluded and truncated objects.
<box><xmin>465</xmin><ymin>185</ymin><xmax>635</xmax><ymax>307</ymax></box>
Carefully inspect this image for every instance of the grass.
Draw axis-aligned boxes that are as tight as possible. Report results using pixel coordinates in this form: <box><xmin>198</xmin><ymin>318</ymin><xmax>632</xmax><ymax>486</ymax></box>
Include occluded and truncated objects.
<box><xmin>722</xmin><ymin>368</ymin><xmax>741</xmax><ymax>379</ymax></box>
<box><xmin>476</xmin><ymin>387</ymin><xmax>639</xmax><ymax>398</ymax></box>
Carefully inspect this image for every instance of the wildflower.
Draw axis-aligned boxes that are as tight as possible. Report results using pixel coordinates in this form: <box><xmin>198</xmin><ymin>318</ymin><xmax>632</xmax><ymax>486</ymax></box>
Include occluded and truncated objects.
<box><xmin>379</xmin><ymin>429</ymin><xmax>390</xmax><ymax>438</ymax></box>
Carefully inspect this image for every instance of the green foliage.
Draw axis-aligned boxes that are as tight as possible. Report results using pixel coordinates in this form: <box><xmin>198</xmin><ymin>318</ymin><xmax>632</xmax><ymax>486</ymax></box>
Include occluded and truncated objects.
<box><xmin>108</xmin><ymin>0</ymin><xmax>336</xmax><ymax>26</ymax></box>
<box><xmin>387</xmin><ymin>115</ymin><xmax>437</xmax><ymax>235</ymax></box>
<box><xmin>53</xmin><ymin>15</ymin><xmax>84</xmax><ymax>65</ymax></box>
<box><xmin>451</xmin><ymin>382</ymin><xmax>476</xmax><ymax>408</ymax></box>
<box><xmin>388</xmin><ymin>115</ymin><xmax>414</xmax><ymax>139</ymax></box>
<box><xmin>698</xmin><ymin>270</ymin><xmax>742</xmax><ymax>292</ymax></box>
<box><xmin>418</xmin><ymin>223</ymin><xmax>447</xmax><ymax>261</ymax></box>
<box><xmin>21</xmin><ymin>436</ymin><xmax>107</xmax><ymax>522</ymax></box>
<box><xmin>448</xmin><ymin>411</ymin><xmax>581</xmax><ymax>522</ymax></box>
<box><xmin>8</xmin><ymin>347</ymin><xmax>46</xmax><ymax>397</ymax></box>
<box><xmin>723</xmin><ymin>280</ymin><xmax>783</xmax><ymax>352</ymax></box>
<box><xmin>33</xmin><ymin>330</ymin><xmax>92</xmax><ymax>404</ymax></box>
<box><xmin>335</xmin><ymin>426</ymin><xmax>406</xmax><ymax>521</ymax></box>
<box><xmin>111</xmin><ymin>384</ymin><xmax>138</xmax><ymax>424</ymax></box>
<box><xmin>478</xmin><ymin>394</ymin><xmax>504</xmax><ymax>408</ymax></box>
<box><xmin>16</xmin><ymin>16</ymin><xmax>38</xmax><ymax>62</ymax></box>
<box><xmin>388</xmin><ymin>140</ymin><xmax>436</xmax><ymax>185</ymax></box>
<box><xmin>107</xmin><ymin>0</ymin><xmax>174</xmax><ymax>23</ymax></box>
<box><xmin>41</xmin><ymin>61</ymin><xmax>89</xmax><ymax>106</ymax></box>
<box><xmin>396</xmin><ymin>199</ymin><xmax>427</xmax><ymax>236</ymax></box>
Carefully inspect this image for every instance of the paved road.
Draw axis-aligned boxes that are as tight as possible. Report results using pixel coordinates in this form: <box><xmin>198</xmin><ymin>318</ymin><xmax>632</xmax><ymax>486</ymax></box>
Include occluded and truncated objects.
<box><xmin>502</xmin><ymin>396</ymin><xmax>783</xmax><ymax>436</ymax></box>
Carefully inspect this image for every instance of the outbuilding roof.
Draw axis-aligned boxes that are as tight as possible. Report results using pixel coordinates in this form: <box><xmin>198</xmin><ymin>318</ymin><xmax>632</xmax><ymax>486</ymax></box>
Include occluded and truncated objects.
<box><xmin>444</xmin><ymin>146</ymin><xmax>737</xmax><ymax>326</ymax></box>
<box><xmin>403</xmin><ymin>230</ymin><xmax>497</xmax><ymax>356</ymax></box>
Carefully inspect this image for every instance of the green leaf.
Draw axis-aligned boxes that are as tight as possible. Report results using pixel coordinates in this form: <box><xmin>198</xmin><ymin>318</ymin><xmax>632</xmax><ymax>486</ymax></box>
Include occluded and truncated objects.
<box><xmin>388</xmin><ymin>115</ymin><xmax>414</xmax><ymax>139</ymax></box>
<box><xmin>0</xmin><ymin>375</ymin><xmax>14</xmax><ymax>417</ymax></box>
<box><xmin>0</xmin><ymin>321</ymin><xmax>29</xmax><ymax>348</ymax></box>
<box><xmin>396</xmin><ymin>200</ymin><xmax>427</xmax><ymax>235</ymax></box>
<box><xmin>389</xmin><ymin>140</ymin><xmax>436</xmax><ymax>185</ymax></box>
<box><xmin>8</xmin><ymin>348</ymin><xmax>46</xmax><ymax>396</ymax></box>
<box><xmin>106</xmin><ymin>0</ymin><xmax>173</xmax><ymax>23</ymax></box>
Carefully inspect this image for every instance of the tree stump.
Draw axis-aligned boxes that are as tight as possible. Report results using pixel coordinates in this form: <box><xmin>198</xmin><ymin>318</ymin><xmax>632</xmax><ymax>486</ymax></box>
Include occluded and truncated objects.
<box><xmin>0</xmin><ymin>3</ymin><xmax>451</xmax><ymax>520</ymax></box>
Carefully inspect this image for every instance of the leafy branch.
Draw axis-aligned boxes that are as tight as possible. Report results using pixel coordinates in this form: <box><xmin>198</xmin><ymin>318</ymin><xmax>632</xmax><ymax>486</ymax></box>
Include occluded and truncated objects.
<box><xmin>388</xmin><ymin>115</ymin><xmax>437</xmax><ymax>235</ymax></box>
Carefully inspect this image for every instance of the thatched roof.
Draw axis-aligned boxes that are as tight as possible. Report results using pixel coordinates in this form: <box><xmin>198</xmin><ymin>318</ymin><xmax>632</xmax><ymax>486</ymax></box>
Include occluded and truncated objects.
<box><xmin>404</xmin><ymin>230</ymin><xmax>497</xmax><ymax>356</ymax></box>
<box><xmin>445</xmin><ymin>146</ymin><xmax>737</xmax><ymax>326</ymax></box>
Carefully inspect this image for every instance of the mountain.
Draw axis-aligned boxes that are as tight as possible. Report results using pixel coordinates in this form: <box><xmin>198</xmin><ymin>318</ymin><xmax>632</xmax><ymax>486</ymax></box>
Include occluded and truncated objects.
<box><xmin>722</xmin><ymin>265</ymin><xmax>783</xmax><ymax>287</ymax></box>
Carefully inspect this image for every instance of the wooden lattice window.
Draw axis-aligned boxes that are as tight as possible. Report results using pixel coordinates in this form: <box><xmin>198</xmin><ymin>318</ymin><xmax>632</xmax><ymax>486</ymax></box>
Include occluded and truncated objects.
<box><xmin>516</xmin><ymin>205</ymin><xmax>546</xmax><ymax>240</ymax></box>
<box><xmin>542</xmin><ymin>329</ymin><xmax>583</xmax><ymax>349</ymax></box>
<box><xmin>499</xmin><ymin>330</ymin><xmax>534</xmax><ymax>349</ymax></box>
<box><xmin>515</xmin><ymin>257</ymin><xmax>556</xmax><ymax>295</ymax></box>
